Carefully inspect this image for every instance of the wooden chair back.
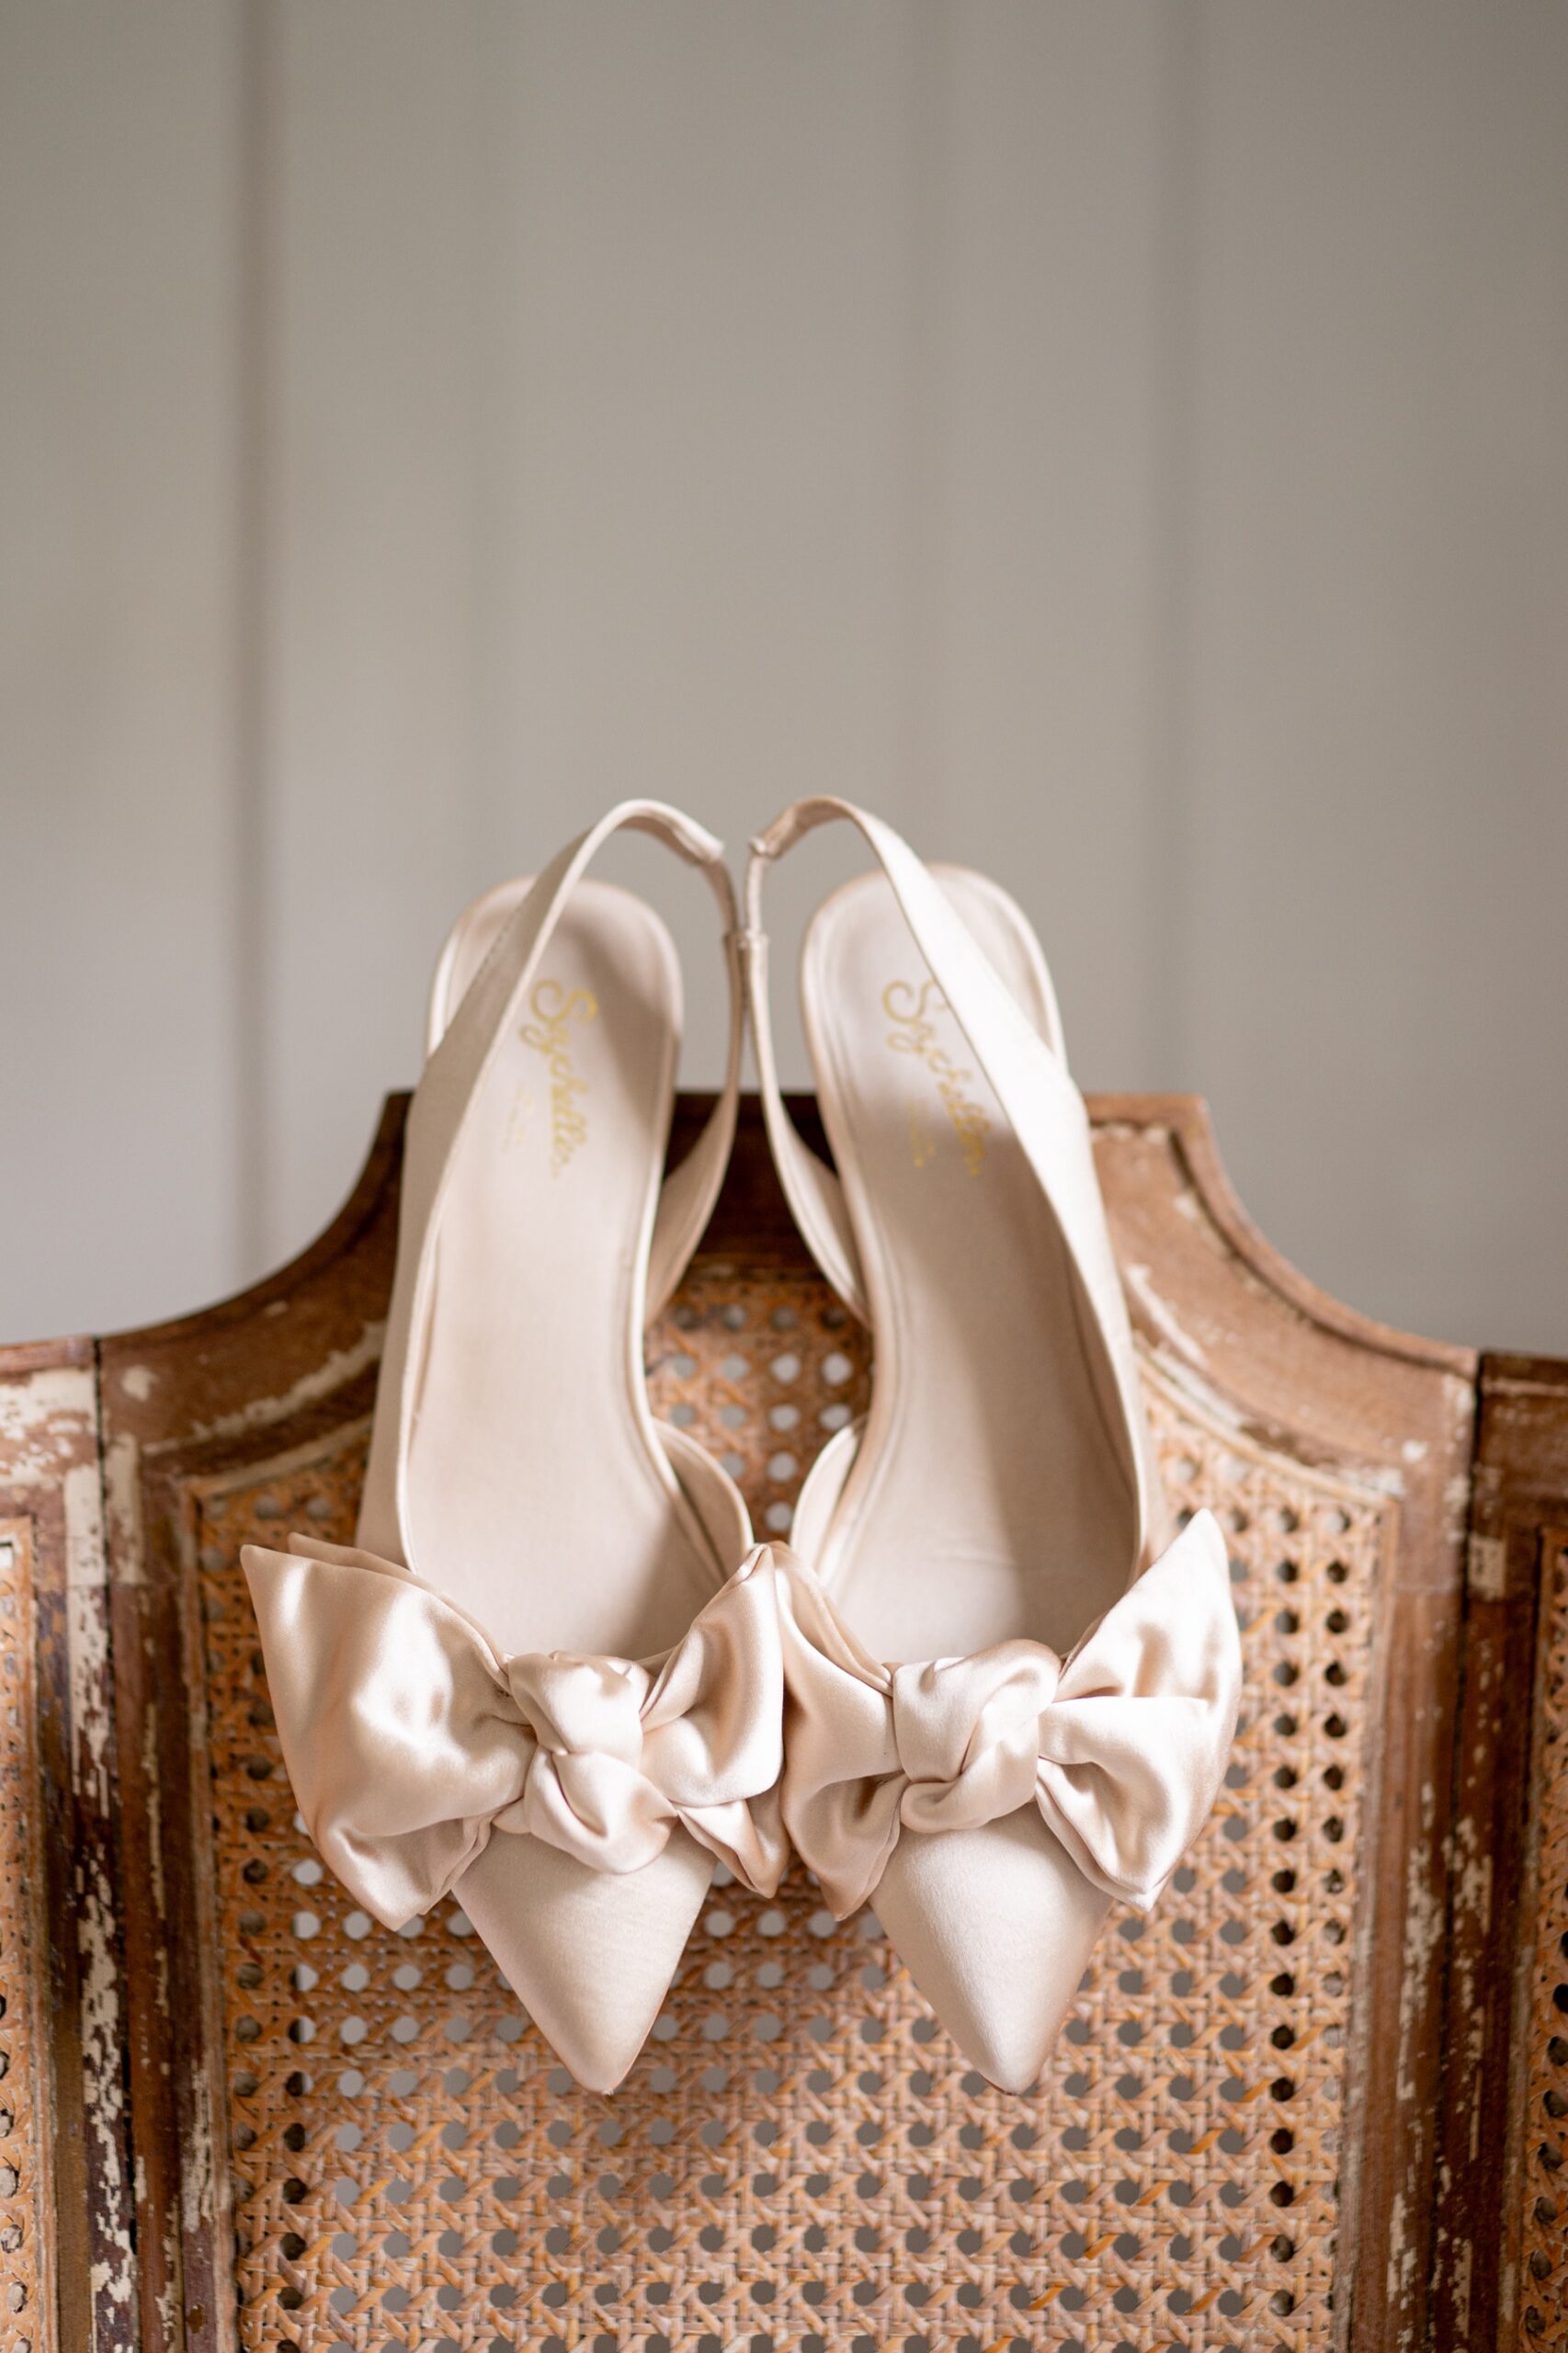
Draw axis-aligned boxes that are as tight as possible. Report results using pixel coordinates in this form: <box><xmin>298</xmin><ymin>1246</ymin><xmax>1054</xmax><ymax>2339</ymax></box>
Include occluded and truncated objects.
<box><xmin>0</xmin><ymin>1094</ymin><xmax>1560</xmax><ymax>2350</ymax></box>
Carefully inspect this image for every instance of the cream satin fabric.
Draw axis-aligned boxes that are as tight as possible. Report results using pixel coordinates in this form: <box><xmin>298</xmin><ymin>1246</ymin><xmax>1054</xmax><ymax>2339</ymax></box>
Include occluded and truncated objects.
<box><xmin>776</xmin><ymin>1510</ymin><xmax>1243</xmax><ymax>1921</ymax></box>
<box><xmin>242</xmin><ymin>1534</ymin><xmax>789</xmax><ymax>1932</ymax></box>
<box><xmin>743</xmin><ymin>793</ymin><xmax>1164</xmax><ymax>1563</ymax></box>
<box><xmin>360</xmin><ymin>800</ymin><xmax>741</xmax><ymax>1568</ymax></box>
<box><xmin>242</xmin><ymin>1507</ymin><xmax>1238</xmax><ymax>2095</ymax></box>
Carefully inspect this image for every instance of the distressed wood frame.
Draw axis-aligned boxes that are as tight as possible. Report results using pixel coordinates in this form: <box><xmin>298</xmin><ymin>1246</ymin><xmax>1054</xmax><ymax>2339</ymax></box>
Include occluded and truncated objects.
<box><xmin>3</xmin><ymin>1093</ymin><xmax>1562</xmax><ymax>2348</ymax></box>
<box><xmin>1433</xmin><ymin>1350</ymin><xmax>1568</xmax><ymax>2346</ymax></box>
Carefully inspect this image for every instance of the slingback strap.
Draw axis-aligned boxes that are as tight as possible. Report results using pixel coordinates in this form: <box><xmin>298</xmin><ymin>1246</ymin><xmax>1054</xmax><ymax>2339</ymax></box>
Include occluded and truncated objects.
<box><xmin>738</xmin><ymin>896</ymin><xmax>870</xmax><ymax>1327</ymax></box>
<box><xmin>743</xmin><ymin>794</ymin><xmax>1155</xmax><ymax>1563</ymax></box>
<box><xmin>359</xmin><ymin>801</ymin><xmax>743</xmax><ymax>1567</ymax></box>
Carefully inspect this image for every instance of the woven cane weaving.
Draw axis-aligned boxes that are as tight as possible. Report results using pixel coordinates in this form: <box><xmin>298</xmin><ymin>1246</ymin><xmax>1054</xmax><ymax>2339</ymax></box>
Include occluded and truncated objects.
<box><xmin>199</xmin><ymin>1249</ymin><xmax>1383</xmax><ymax>2352</ymax></box>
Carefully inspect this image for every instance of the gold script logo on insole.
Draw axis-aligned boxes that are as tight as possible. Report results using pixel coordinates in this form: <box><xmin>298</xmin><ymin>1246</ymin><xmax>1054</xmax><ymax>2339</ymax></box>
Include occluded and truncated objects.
<box><xmin>881</xmin><ymin>978</ymin><xmax>990</xmax><ymax>1175</ymax></box>
<box><xmin>518</xmin><ymin>980</ymin><xmax>597</xmax><ymax>1171</ymax></box>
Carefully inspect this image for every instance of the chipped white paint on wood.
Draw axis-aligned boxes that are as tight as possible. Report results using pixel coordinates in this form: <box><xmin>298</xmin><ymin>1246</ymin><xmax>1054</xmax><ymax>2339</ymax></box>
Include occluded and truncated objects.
<box><xmin>1121</xmin><ymin>1258</ymin><xmax>1210</xmax><ymax>1364</ymax></box>
<box><xmin>0</xmin><ymin>1357</ymin><xmax>139</xmax><ymax>2348</ymax></box>
<box><xmin>102</xmin><ymin>1435</ymin><xmax>145</xmax><ymax>1586</ymax></box>
<box><xmin>1467</xmin><ymin>1532</ymin><xmax>1509</xmax><ymax>1601</ymax></box>
<box><xmin>0</xmin><ymin>1367</ymin><xmax>98</xmax><ymax>1479</ymax></box>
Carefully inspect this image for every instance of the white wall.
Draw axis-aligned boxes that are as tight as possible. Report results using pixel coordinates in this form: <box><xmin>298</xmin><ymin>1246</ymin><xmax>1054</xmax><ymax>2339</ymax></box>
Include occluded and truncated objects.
<box><xmin>4</xmin><ymin>0</ymin><xmax>1566</xmax><ymax>1352</ymax></box>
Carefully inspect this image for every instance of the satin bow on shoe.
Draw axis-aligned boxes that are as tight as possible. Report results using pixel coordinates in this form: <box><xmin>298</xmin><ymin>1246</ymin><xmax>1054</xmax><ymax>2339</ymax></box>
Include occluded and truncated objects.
<box><xmin>776</xmin><ymin>1510</ymin><xmax>1243</xmax><ymax>2088</ymax></box>
<box><xmin>242</xmin><ymin>1534</ymin><xmax>788</xmax><ymax>2089</ymax></box>
<box><xmin>242</xmin><ymin>1534</ymin><xmax>789</xmax><ymax>1918</ymax></box>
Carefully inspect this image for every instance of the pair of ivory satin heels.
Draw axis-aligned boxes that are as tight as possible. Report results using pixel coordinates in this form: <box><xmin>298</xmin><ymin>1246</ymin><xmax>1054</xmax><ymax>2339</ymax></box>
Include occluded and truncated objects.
<box><xmin>244</xmin><ymin>797</ymin><xmax>1242</xmax><ymax>2095</ymax></box>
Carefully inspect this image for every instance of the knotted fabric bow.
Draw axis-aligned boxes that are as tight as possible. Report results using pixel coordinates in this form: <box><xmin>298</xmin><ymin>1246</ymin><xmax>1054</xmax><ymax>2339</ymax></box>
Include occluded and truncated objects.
<box><xmin>242</xmin><ymin>1535</ymin><xmax>788</xmax><ymax>1929</ymax></box>
<box><xmin>777</xmin><ymin>1510</ymin><xmax>1242</xmax><ymax>1918</ymax></box>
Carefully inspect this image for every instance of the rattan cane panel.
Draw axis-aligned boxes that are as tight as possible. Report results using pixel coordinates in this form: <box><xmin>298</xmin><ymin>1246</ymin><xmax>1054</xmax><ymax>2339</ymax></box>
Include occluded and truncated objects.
<box><xmin>199</xmin><ymin>1256</ymin><xmax>1381</xmax><ymax>2351</ymax></box>
<box><xmin>0</xmin><ymin>1527</ymin><xmax>50</xmax><ymax>2353</ymax></box>
<box><xmin>1521</xmin><ymin>1529</ymin><xmax>1568</xmax><ymax>2342</ymax></box>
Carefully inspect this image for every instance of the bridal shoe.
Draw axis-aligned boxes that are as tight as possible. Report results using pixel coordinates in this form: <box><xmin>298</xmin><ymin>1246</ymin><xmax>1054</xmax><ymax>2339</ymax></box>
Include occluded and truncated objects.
<box><xmin>244</xmin><ymin>802</ymin><xmax>787</xmax><ymax>2092</ymax></box>
<box><xmin>743</xmin><ymin>797</ymin><xmax>1242</xmax><ymax>2090</ymax></box>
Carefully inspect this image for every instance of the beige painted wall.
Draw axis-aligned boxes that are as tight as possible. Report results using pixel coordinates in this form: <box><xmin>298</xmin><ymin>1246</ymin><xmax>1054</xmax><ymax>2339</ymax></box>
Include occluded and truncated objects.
<box><xmin>4</xmin><ymin>1</ymin><xmax>1566</xmax><ymax>1351</ymax></box>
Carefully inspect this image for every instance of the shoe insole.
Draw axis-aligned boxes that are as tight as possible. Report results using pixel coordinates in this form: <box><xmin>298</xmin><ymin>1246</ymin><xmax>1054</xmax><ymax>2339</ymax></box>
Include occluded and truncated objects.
<box><xmin>801</xmin><ymin>868</ymin><xmax>1135</xmax><ymax>1663</ymax></box>
<box><xmin>403</xmin><ymin>877</ymin><xmax>722</xmax><ymax>1661</ymax></box>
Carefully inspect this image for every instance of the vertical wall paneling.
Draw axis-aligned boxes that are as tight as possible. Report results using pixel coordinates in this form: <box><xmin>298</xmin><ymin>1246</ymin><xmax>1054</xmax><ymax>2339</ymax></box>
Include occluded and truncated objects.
<box><xmin>0</xmin><ymin>1</ymin><xmax>244</xmax><ymax>1339</ymax></box>
<box><xmin>1179</xmin><ymin>0</ymin><xmax>1568</xmax><ymax>1350</ymax></box>
<box><xmin>915</xmin><ymin>2</ymin><xmax>1176</xmax><ymax>1089</ymax></box>
<box><xmin>3</xmin><ymin>0</ymin><xmax>1568</xmax><ymax>1350</ymax></box>
<box><xmin>257</xmin><ymin>1</ymin><xmax>486</xmax><ymax>1268</ymax></box>
<box><xmin>468</xmin><ymin>0</ymin><xmax>921</xmax><ymax>1100</ymax></box>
